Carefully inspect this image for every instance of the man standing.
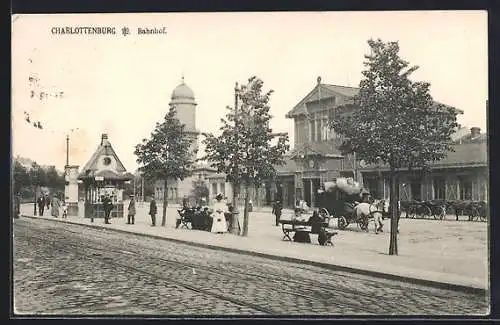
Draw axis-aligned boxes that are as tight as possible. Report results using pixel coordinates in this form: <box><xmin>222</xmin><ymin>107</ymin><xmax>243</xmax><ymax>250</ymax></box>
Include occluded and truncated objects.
<box><xmin>37</xmin><ymin>196</ymin><xmax>45</xmax><ymax>216</ymax></box>
<box><xmin>127</xmin><ymin>195</ymin><xmax>136</xmax><ymax>225</ymax></box>
<box><xmin>103</xmin><ymin>195</ymin><xmax>114</xmax><ymax>224</ymax></box>
<box><xmin>149</xmin><ymin>196</ymin><xmax>157</xmax><ymax>226</ymax></box>
<box><xmin>272</xmin><ymin>200</ymin><xmax>283</xmax><ymax>226</ymax></box>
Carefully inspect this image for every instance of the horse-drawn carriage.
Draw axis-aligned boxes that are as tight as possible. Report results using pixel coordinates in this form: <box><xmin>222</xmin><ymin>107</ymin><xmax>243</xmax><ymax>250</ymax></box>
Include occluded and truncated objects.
<box><xmin>314</xmin><ymin>178</ymin><xmax>388</xmax><ymax>232</ymax></box>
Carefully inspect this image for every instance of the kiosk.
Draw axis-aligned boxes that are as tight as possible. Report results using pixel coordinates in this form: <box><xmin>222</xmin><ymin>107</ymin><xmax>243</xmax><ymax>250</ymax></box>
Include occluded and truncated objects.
<box><xmin>78</xmin><ymin>134</ymin><xmax>133</xmax><ymax>219</ymax></box>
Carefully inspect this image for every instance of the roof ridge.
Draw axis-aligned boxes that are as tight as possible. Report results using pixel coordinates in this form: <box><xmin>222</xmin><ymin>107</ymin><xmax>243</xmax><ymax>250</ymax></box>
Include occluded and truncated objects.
<box><xmin>324</xmin><ymin>83</ymin><xmax>360</xmax><ymax>89</ymax></box>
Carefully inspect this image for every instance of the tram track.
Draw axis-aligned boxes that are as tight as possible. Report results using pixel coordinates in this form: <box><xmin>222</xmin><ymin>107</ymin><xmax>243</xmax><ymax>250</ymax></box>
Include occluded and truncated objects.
<box><xmin>20</xmin><ymin>221</ymin><xmax>480</xmax><ymax>299</ymax></box>
<box><xmin>18</xmin><ymin>232</ymin><xmax>373</xmax><ymax>314</ymax></box>
<box><xmin>16</xmin><ymin>233</ymin><xmax>275</xmax><ymax>315</ymax></box>
<box><xmin>13</xmin><ymin>219</ymin><xmax>488</xmax><ymax>315</ymax></box>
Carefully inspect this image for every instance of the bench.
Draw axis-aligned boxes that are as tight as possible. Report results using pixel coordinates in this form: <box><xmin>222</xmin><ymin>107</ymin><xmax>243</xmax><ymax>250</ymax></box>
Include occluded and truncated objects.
<box><xmin>279</xmin><ymin>219</ymin><xmax>338</xmax><ymax>246</ymax></box>
<box><xmin>177</xmin><ymin>209</ymin><xmax>194</xmax><ymax>229</ymax></box>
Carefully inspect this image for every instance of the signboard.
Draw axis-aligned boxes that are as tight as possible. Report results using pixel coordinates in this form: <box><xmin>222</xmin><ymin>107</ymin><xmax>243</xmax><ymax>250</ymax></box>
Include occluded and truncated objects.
<box><xmin>95</xmin><ymin>176</ymin><xmax>104</xmax><ymax>181</ymax></box>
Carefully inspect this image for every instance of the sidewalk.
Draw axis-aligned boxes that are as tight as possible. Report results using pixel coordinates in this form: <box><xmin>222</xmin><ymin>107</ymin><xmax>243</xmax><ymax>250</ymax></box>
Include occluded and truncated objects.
<box><xmin>18</xmin><ymin>202</ymin><xmax>488</xmax><ymax>292</ymax></box>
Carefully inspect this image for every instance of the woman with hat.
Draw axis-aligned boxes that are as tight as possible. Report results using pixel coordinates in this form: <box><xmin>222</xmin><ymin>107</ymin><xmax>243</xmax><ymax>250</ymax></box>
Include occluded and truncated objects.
<box><xmin>210</xmin><ymin>193</ymin><xmax>228</xmax><ymax>234</ymax></box>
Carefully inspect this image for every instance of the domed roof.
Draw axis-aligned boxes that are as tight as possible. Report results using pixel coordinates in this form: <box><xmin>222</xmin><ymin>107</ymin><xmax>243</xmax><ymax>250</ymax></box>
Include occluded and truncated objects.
<box><xmin>171</xmin><ymin>79</ymin><xmax>195</xmax><ymax>100</ymax></box>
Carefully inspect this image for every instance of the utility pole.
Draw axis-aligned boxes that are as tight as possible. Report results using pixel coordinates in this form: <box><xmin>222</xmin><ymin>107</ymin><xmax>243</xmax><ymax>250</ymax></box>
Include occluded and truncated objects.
<box><xmin>230</xmin><ymin>82</ymin><xmax>240</xmax><ymax>235</ymax></box>
<box><xmin>66</xmin><ymin>135</ymin><xmax>70</xmax><ymax>167</ymax></box>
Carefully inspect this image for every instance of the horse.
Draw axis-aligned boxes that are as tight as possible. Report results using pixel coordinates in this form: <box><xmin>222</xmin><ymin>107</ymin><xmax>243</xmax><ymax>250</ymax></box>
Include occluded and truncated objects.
<box><xmin>354</xmin><ymin>199</ymin><xmax>389</xmax><ymax>234</ymax></box>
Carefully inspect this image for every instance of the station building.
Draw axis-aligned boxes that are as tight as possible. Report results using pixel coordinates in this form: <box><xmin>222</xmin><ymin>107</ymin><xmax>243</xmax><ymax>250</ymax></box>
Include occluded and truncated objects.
<box><xmin>279</xmin><ymin>77</ymin><xmax>487</xmax><ymax>208</ymax></box>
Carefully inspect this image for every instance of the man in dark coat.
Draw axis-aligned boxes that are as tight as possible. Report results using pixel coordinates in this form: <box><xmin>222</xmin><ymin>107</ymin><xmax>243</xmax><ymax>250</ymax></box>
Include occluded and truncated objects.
<box><xmin>37</xmin><ymin>196</ymin><xmax>45</xmax><ymax>216</ymax></box>
<box><xmin>272</xmin><ymin>200</ymin><xmax>283</xmax><ymax>226</ymax></box>
<box><xmin>102</xmin><ymin>195</ymin><xmax>114</xmax><ymax>224</ymax></box>
<box><xmin>127</xmin><ymin>195</ymin><xmax>136</xmax><ymax>225</ymax></box>
<box><xmin>149</xmin><ymin>196</ymin><xmax>157</xmax><ymax>226</ymax></box>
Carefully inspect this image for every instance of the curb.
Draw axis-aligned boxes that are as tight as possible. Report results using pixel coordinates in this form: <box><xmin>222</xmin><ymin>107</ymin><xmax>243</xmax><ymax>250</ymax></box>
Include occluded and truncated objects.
<box><xmin>19</xmin><ymin>215</ymin><xmax>487</xmax><ymax>295</ymax></box>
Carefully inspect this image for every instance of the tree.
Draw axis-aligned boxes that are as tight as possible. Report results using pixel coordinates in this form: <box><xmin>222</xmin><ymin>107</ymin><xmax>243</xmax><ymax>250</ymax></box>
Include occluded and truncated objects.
<box><xmin>329</xmin><ymin>39</ymin><xmax>458</xmax><ymax>255</ymax></box>
<box><xmin>203</xmin><ymin>76</ymin><xmax>289</xmax><ymax>236</ymax></box>
<box><xmin>134</xmin><ymin>106</ymin><xmax>196</xmax><ymax>226</ymax></box>
<box><xmin>46</xmin><ymin>165</ymin><xmax>64</xmax><ymax>191</ymax></box>
<box><xmin>13</xmin><ymin>160</ymin><xmax>30</xmax><ymax>193</ymax></box>
<box><xmin>191</xmin><ymin>178</ymin><xmax>209</xmax><ymax>205</ymax></box>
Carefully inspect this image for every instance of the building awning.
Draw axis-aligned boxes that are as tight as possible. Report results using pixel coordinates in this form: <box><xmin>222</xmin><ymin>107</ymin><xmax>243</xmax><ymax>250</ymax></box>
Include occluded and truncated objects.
<box><xmin>78</xmin><ymin>169</ymin><xmax>134</xmax><ymax>181</ymax></box>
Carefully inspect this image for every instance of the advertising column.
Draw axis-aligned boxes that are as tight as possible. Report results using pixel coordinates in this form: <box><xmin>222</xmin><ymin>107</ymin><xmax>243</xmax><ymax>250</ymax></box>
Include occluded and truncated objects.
<box><xmin>64</xmin><ymin>165</ymin><xmax>80</xmax><ymax>216</ymax></box>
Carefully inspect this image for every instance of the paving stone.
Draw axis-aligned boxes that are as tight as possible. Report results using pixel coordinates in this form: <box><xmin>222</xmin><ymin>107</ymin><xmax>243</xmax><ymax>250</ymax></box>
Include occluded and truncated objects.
<box><xmin>13</xmin><ymin>218</ymin><xmax>488</xmax><ymax>316</ymax></box>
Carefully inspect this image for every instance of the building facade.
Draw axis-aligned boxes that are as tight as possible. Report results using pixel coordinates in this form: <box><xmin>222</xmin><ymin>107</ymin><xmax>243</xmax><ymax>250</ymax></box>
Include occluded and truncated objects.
<box><xmin>281</xmin><ymin>76</ymin><xmax>483</xmax><ymax>208</ymax></box>
<box><xmin>283</xmin><ymin>77</ymin><xmax>360</xmax><ymax>208</ymax></box>
<box><xmin>359</xmin><ymin>128</ymin><xmax>488</xmax><ymax>202</ymax></box>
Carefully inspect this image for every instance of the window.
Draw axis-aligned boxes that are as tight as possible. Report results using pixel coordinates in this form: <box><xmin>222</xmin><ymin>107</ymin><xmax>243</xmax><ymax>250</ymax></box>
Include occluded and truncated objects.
<box><xmin>309</xmin><ymin>118</ymin><xmax>316</xmax><ymax>142</ymax></box>
<box><xmin>316</xmin><ymin>116</ymin><xmax>322</xmax><ymax>142</ymax></box>
<box><xmin>459</xmin><ymin>177</ymin><xmax>473</xmax><ymax>200</ymax></box>
<box><xmin>220</xmin><ymin>183</ymin><xmax>226</xmax><ymax>196</ymax></box>
<box><xmin>322</xmin><ymin>112</ymin><xmax>329</xmax><ymax>141</ymax></box>
<box><xmin>212</xmin><ymin>183</ymin><xmax>217</xmax><ymax>197</ymax></box>
<box><xmin>294</xmin><ymin>121</ymin><xmax>299</xmax><ymax>146</ymax></box>
<box><xmin>433</xmin><ymin>177</ymin><xmax>446</xmax><ymax>200</ymax></box>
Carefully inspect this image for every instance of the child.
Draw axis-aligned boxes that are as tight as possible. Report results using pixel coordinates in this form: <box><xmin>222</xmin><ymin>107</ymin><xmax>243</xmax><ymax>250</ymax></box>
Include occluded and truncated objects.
<box><xmin>62</xmin><ymin>201</ymin><xmax>68</xmax><ymax>218</ymax></box>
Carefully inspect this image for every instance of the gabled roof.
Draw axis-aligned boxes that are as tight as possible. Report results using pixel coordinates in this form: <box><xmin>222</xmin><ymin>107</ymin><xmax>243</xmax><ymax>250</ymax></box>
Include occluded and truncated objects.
<box><xmin>286</xmin><ymin>83</ymin><xmax>463</xmax><ymax>118</ymax></box>
<box><xmin>78</xmin><ymin>136</ymin><xmax>127</xmax><ymax>178</ymax></box>
<box><xmin>286</xmin><ymin>83</ymin><xmax>359</xmax><ymax>118</ymax></box>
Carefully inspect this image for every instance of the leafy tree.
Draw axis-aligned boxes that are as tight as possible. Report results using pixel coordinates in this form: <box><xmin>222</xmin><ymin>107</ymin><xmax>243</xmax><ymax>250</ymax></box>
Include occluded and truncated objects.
<box><xmin>13</xmin><ymin>160</ymin><xmax>30</xmax><ymax>193</ymax></box>
<box><xmin>29</xmin><ymin>162</ymin><xmax>47</xmax><ymax>187</ymax></box>
<box><xmin>329</xmin><ymin>39</ymin><xmax>458</xmax><ymax>255</ymax></box>
<box><xmin>191</xmin><ymin>178</ymin><xmax>210</xmax><ymax>205</ymax></box>
<box><xmin>134</xmin><ymin>106</ymin><xmax>196</xmax><ymax>226</ymax></box>
<box><xmin>203</xmin><ymin>77</ymin><xmax>289</xmax><ymax>236</ymax></box>
<box><xmin>46</xmin><ymin>165</ymin><xmax>64</xmax><ymax>190</ymax></box>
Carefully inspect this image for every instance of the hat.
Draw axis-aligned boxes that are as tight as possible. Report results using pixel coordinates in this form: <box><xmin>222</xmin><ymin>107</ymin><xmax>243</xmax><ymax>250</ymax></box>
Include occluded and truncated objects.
<box><xmin>129</xmin><ymin>195</ymin><xmax>135</xmax><ymax>198</ymax></box>
<box><xmin>215</xmin><ymin>193</ymin><xmax>223</xmax><ymax>201</ymax></box>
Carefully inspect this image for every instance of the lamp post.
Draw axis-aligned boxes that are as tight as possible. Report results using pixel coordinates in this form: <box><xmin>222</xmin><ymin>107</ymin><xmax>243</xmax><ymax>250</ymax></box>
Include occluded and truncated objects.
<box><xmin>229</xmin><ymin>82</ymin><xmax>241</xmax><ymax>235</ymax></box>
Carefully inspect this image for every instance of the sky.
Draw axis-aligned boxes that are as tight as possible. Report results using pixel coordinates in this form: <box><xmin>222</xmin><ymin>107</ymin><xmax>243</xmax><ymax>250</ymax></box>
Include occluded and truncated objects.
<box><xmin>11</xmin><ymin>11</ymin><xmax>488</xmax><ymax>172</ymax></box>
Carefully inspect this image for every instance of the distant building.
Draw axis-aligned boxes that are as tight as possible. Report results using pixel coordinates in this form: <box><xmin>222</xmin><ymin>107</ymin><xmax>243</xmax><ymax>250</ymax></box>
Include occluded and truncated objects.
<box><xmin>153</xmin><ymin>78</ymin><xmax>217</xmax><ymax>204</ymax></box>
<box><xmin>360</xmin><ymin>127</ymin><xmax>487</xmax><ymax>202</ymax></box>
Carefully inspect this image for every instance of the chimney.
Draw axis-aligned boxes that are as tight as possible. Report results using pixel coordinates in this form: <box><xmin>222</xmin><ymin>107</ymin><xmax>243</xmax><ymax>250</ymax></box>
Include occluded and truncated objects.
<box><xmin>470</xmin><ymin>127</ymin><xmax>481</xmax><ymax>138</ymax></box>
<box><xmin>101</xmin><ymin>133</ymin><xmax>108</xmax><ymax>145</ymax></box>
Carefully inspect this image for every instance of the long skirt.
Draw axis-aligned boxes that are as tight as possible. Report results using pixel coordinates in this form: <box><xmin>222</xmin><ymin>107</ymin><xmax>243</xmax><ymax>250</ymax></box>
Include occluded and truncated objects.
<box><xmin>211</xmin><ymin>212</ymin><xmax>227</xmax><ymax>233</ymax></box>
<box><xmin>51</xmin><ymin>205</ymin><xmax>59</xmax><ymax>217</ymax></box>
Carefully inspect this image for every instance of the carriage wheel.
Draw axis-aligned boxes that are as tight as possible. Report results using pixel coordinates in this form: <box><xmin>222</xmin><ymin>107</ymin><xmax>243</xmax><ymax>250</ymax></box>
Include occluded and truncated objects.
<box><xmin>408</xmin><ymin>206</ymin><xmax>417</xmax><ymax>219</ymax></box>
<box><xmin>337</xmin><ymin>216</ymin><xmax>348</xmax><ymax>230</ymax></box>
<box><xmin>433</xmin><ymin>206</ymin><xmax>446</xmax><ymax>220</ymax></box>
<box><xmin>319</xmin><ymin>208</ymin><xmax>330</xmax><ymax>219</ymax></box>
<box><xmin>420</xmin><ymin>206</ymin><xmax>432</xmax><ymax>219</ymax></box>
<box><xmin>357</xmin><ymin>216</ymin><xmax>369</xmax><ymax>232</ymax></box>
<box><xmin>469</xmin><ymin>207</ymin><xmax>480</xmax><ymax>222</ymax></box>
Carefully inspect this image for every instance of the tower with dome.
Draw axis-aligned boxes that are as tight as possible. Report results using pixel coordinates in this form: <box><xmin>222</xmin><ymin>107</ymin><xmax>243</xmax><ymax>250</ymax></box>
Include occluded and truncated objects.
<box><xmin>154</xmin><ymin>78</ymin><xmax>216</xmax><ymax>205</ymax></box>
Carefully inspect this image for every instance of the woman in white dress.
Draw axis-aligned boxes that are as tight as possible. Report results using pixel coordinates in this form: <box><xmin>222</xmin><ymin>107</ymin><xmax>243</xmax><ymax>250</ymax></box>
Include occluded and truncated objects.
<box><xmin>211</xmin><ymin>194</ymin><xmax>228</xmax><ymax>234</ymax></box>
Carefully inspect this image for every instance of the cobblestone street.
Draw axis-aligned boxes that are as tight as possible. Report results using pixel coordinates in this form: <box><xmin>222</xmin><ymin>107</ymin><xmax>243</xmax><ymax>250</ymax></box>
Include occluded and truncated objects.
<box><xmin>13</xmin><ymin>218</ymin><xmax>488</xmax><ymax>316</ymax></box>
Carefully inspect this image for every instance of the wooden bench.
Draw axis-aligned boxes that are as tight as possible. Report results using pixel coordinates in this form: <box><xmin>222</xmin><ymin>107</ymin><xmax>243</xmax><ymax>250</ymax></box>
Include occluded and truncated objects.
<box><xmin>279</xmin><ymin>219</ymin><xmax>338</xmax><ymax>246</ymax></box>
